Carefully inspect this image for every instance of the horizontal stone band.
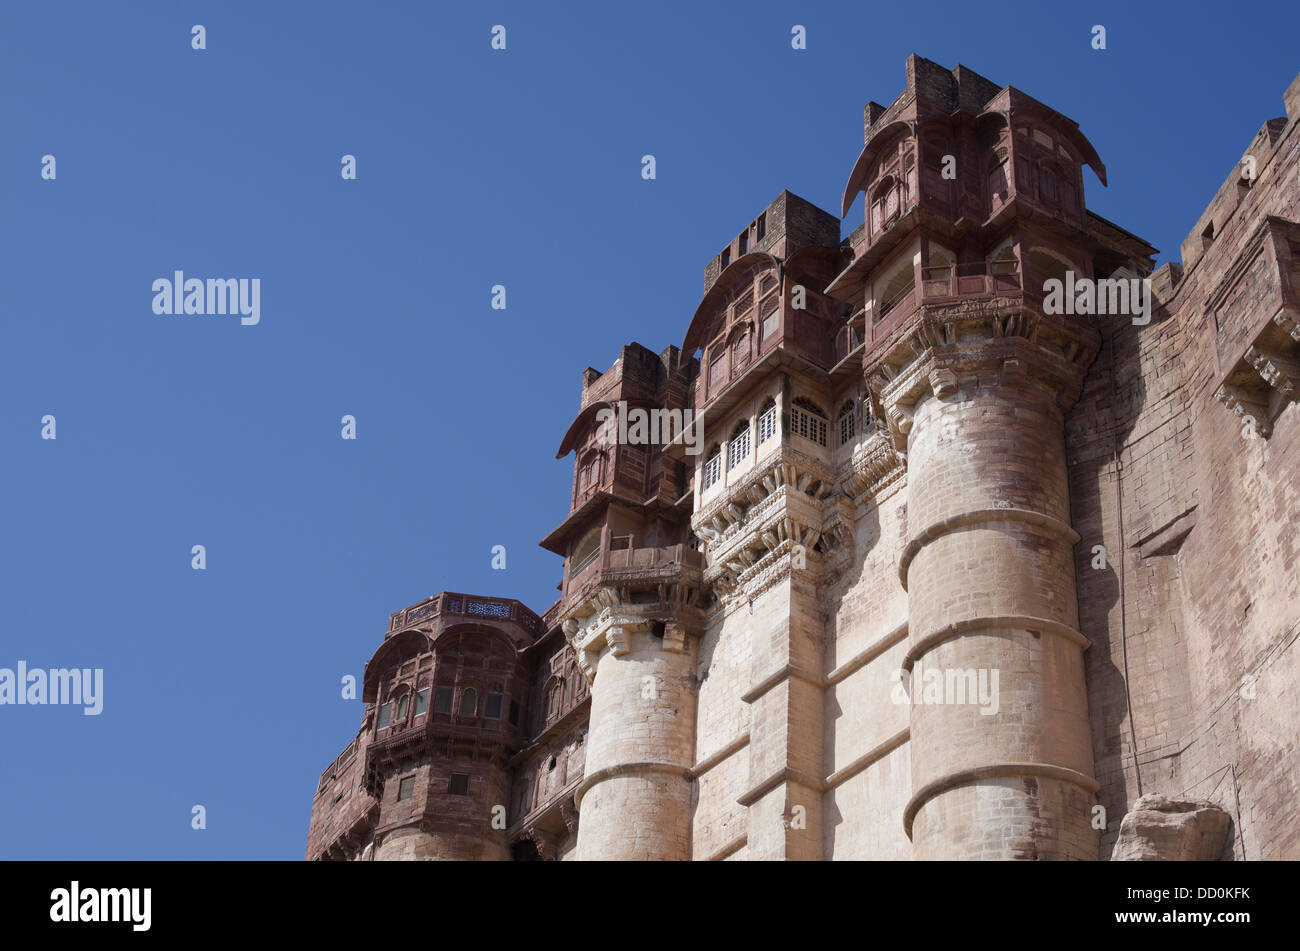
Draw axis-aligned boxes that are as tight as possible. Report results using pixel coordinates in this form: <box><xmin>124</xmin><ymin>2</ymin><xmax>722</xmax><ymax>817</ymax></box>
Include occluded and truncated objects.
<box><xmin>899</xmin><ymin>507</ymin><xmax>1081</xmax><ymax>590</ymax></box>
<box><xmin>902</xmin><ymin>761</ymin><xmax>1101</xmax><ymax>839</ymax></box>
<box><xmin>573</xmin><ymin>761</ymin><xmax>692</xmax><ymax>811</ymax></box>
<box><xmin>902</xmin><ymin>614</ymin><xmax>1090</xmax><ymax>670</ymax></box>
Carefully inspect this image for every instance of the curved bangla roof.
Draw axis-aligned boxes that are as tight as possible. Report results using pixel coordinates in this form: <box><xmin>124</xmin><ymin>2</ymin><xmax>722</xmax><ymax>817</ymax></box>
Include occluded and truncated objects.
<box><xmin>681</xmin><ymin>251</ymin><xmax>783</xmax><ymax>355</ymax></box>
<box><xmin>554</xmin><ymin>397</ymin><xmax>659</xmax><ymax>459</ymax></box>
<box><xmin>838</xmin><ymin>99</ymin><xmax>1107</xmax><ymax>218</ymax></box>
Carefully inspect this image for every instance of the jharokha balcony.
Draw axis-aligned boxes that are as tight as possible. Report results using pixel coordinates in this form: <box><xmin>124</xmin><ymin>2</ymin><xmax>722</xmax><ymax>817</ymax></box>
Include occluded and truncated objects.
<box><xmin>561</xmin><ymin>536</ymin><xmax>703</xmax><ymax>608</ymax></box>
<box><xmin>868</xmin><ymin>254</ymin><xmax>1023</xmax><ymax>346</ymax></box>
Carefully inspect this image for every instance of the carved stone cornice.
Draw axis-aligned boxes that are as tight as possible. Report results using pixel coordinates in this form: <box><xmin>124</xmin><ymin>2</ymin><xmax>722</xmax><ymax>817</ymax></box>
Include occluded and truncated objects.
<box><xmin>840</xmin><ymin>429</ymin><xmax>906</xmax><ymax>501</ymax></box>
<box><xmin>561</xmin><ymin>597</ymin><xmax>703</xmax><ymax>684</ymax></box>
<box><xmin>867</xmin><ymin>302</ymin><xmax>1101</xmax><ymax>449</ymax></box>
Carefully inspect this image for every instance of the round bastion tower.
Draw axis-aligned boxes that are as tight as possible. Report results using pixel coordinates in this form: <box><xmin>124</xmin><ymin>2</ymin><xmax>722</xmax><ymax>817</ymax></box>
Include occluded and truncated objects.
<box><xmin>360</xmin><ymin>593</ymin><xmax>536</xmax><ymax>860</ymax></box>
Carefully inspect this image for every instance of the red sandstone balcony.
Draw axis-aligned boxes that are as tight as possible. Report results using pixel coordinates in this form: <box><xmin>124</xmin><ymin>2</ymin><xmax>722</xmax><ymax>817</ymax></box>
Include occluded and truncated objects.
<box><xmin>563</xmin><ymin>540</ymin><xmax>703</xmax><ymax>605</ymax></box>
<box><xmin>869</xmin><ymin>256</ymin><xmax>1023</xmax><ymax>345</ymax></box>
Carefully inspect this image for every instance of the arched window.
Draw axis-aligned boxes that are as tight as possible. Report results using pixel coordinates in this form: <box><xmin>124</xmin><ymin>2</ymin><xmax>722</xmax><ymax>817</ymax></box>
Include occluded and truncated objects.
<box><xmin>460</xmin><ymin>688</ymin><xmax>477</xmax><ymax>717</ymax></box>
<box><xmin>394</xmin><ymin>693</ymin><xmax>410</xmax><ymax>722</ymax></box>
<box><xmin>991</xmin><ymin>244</ymin><xmax>1019</xmax><ymax>276</ymax></box>
<box><xmin>758</xmin><ymin>398</ymin><xmax>777</xmax><ymax>444</ymax></box>
<box><xmin>571</xmin><ymin>527</ymin><xmax>600</xmax><ymax>576</ymax></box>
<box><xmin>838</xmin><ymin>402</ymin><xmax>856</xmax><ymax>447</ymax></box>
<box><xmin>870</xmin><ymin>176</ymin><xmax>900</xmax><ymax>235</ymax></box>
<box><xmin>987</xmin><ymin>147</ymin><xmax>1010</xmax><ymax>210</ymax></box>
<box><xmin>728</xmin><ymin>420</ymin><xmax>751</xmax><ymax>469</ymax></box>
<box><xmin>732</xmin><ymin>330</ymin><xmax>751</xmax><ymax>370</ymax></box>
<box><xmin>928</xmin><ymin>246</ymin><xmax>954</xmax><ymax>283</ymax></box>
<box><xmin>790</xmin><ymin>398</ymin><xmax>828</xmax><ymax>447</ymax></box>
<box><xmin>1039</xmin><ymin>162</ymin><xmax>1058</xmax><ymax>203</ymax></box>
<box><xmin>702</xmin><ymin>444</ymin><xmax>722</xmax><ymax>490</ymax></box>
<box><xmin>547</xmin><ymin>682</ymin><xmax>563</xmax><ymax>719</ymax></box>
<box><xmin>877</xmin><ymin>264</ymin><xmax>915</xmax><ymax>321</ymax></box>
<box><xmin>708</xmin><ymin>346</ymin><xmax>726</xmax><ymax>389</ymax></box>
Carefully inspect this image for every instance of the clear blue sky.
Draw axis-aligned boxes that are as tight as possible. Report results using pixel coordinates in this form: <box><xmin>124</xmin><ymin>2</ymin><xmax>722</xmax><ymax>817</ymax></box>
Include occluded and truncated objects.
<box><xmin>1</xmin><ymin>1</ymin><xmax>1295</xmax><ymax>859</ymax></box>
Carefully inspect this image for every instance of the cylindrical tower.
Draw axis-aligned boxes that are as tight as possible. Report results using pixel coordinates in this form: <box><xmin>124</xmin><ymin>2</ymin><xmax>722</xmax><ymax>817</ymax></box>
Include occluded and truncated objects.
<box><xmin>570</xmin><ymin>618</ymin><xmax>697</xmax><ymax>860</ymax></box>
<box><xmin>893</xmin><ymin>349</ymin><xmax>1099</xmax><ymax>860</ymax></box>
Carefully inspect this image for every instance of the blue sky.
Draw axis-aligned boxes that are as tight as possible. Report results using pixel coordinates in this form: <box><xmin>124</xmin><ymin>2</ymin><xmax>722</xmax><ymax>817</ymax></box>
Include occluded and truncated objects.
<box><xmin>1</xmin><ymin>1</ymin><xmax>1295</xmax><ymax>859</ymax></box>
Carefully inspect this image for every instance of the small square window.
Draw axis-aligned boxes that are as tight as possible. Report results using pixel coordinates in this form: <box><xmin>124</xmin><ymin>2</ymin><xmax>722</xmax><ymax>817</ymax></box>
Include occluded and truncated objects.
<box><xmin>414</xmin><ymin>688</ymin><xmax>428</xmax><ymax>716</ymax></box>
<box><xmin>449</xmin><ymin>774</ymin><xmax>469</xmax><ymax>796</ymax></box>
<box><xmin>397</xmin><ymin>776</ymin><xmax>415</xmax><ymax>801</ymax></box>
<box><xmin>509</xmin><ymin>700</ymin><xmax>520</xmax><ymax>726</ymax></box>
<box><xmin>377</xmin><ymin>702</ymin><xmax>391</xmax><ymax>730</ymax></box>
<box><xmin>485</xmin><ymin>693</ymin><xmax>503</xmax><ymax>719</ymax></box>
<box><xmin>434</xmin><ymin>687</ymin><xmax>453</xmax><ymax>714</ymax></box>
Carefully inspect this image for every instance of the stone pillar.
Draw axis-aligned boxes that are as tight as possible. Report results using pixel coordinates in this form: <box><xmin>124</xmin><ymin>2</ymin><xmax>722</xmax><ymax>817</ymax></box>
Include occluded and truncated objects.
<box><xmin>570</xmin><ymin>617</ymin><xmax>697</xmax><ymax>860</ymax></box>
<box><xmin>740</xmin><ymin>568</ymin><xmax>825</xmax><ymax>860</ymax></box>
<box><xmin>889</xmin><ymin>344</ymin><xmax>1099</xmax><ymax>860</ymax></box>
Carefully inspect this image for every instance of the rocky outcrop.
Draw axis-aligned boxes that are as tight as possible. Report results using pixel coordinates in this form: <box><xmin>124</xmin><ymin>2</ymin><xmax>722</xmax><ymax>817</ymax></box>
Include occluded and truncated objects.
<box><xmin>1112</xmin><ymin>795</ymin><xmax>1232</xmax><ymax>861</ymax></box>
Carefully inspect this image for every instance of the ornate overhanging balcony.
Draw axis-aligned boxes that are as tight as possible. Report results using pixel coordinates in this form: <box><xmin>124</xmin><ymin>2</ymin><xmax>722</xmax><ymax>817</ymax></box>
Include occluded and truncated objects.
<box><xmin>869</xmin><ymin>258</ymin><xmax>1023</xmax><ymax>348</ymax></box>
<box><xmin>562</xmin><ymin>542</ymin><xmax>704</xmax><ymax>610</ymax></box>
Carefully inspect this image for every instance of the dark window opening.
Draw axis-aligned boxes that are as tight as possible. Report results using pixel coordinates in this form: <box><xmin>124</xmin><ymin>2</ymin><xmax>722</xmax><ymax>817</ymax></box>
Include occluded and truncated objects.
<box><xmin>485</xmin><ymin>693</ymin><xmax>503</xmax><ymax>719</ymax></box>
<box><xmin>434</xmin><ymin>687</ymin><xmax>453</xmax><ymax>714</ymax></box>
<box><xmin>449</xmin><ymin>774</ymin><xmax>470</xmax><ymax>796</ymax></box>
<box><xmin>509</xmin><ymin>700</ymin><xmax>520</xmax><ymax>725</ymax></box>
<box><xmin>756</xmin><ymin>213</ymin><xmax>766</xmax><ymax>240</ymax></box>
<box><xmin>650</xmin><ymin>620</ymin><xmax>665</xmax><ymax>638</ymax></box>
<box><xmin>739</xmin><ymin>231</ymin><xmax>748</xmax><ymax>254</ymax></box>
<box><xmin>721</xmin><ymin>248</ymin><xmax>731</xmax><ymax>269</ymax></box>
